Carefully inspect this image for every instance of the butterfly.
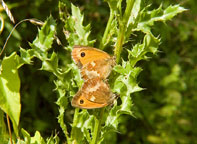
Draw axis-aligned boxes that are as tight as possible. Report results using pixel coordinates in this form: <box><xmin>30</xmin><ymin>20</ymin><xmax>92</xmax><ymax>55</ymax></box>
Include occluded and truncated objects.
<box><xmin>71</xmin><ymin>45</ymin><xmax>116</xmax><ymax>109</ymax></box>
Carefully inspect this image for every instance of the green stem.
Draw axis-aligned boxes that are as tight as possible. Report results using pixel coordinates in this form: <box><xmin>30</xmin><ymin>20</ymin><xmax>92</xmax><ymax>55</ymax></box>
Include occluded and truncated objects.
<box><xmin>114</xmin><ymin>0</ymin><xmax>135</xmax><ymax>63</ymax></box>
<box><xmin>90</xmin><ymin>108</ymin><xmax>105</xmax><ymax>144</ymax></box>
<box><xmin>6</xmin><ymin>114</ymin><xmax>13</xmax><ymax>144</ymax></box>
<box><xmin>71</xmin><ymin>108</ymin><xmax>79</xmax><ymax>132</ymax></box>
<box><xmin>70</xmin><ymin>108</ymin><xmax>79</xmax><ymax>142</ymax></box>
<box><xmin>100</xmin><ymin>9</ymin><xmax>115</xmax><ymax>50</ymax></box>
<box><xmin>58</xmin><ymin>107</ymin><xmax>71</xmax><ymax>144</ymax></box>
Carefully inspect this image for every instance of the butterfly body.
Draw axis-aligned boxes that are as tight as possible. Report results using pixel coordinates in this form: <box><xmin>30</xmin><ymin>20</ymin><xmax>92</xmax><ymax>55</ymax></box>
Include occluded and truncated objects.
<box><xmin>71</xmin><ymin>45</ymin><xmax>116</xmax><ymax>109</ymax></box>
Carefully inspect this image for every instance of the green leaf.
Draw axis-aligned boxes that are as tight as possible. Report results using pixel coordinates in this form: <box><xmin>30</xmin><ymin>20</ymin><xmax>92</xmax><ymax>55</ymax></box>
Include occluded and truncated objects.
<box><xmin>104</xmin><ymin>95</ymin><xmax>133</xmax><ymax>129</ymax></box>
<box><xmin>0</xmin><ymin>52</ymin><xmax>21</xmax><ymax>136</ymax></box>
<box><xmin>61</xmin><ymin>3</ymin><xmax>95</xmax><ymax>47</ymax></box>
<box><xmin>75</xmin><ymin>110</ymin><xmax>94</xmax><ymax>143</ymax></box>
<box><xmin>121</xmin><ymin>71</ymin><xmax>143</xmax><ymax>95</ymax></box>
<box><xmin>19</xmin><ymin>48</ymin><xmax>35</xmax><ymax>65</ymax></box>
<box><xmin>20</xmin><ymin>129</ymin><xmax>55</xmax><ymax>144</ymax></box>
<box><xmin>128</xmin><ymin>33</ymin><xmax>160</xmax><ymax>67</ymax></box>
<box><xmin>0</xmin><ymin>110</ymin><xmax>9</xmax><ymax>144</ymax></box>
<box><xmin>46</xmin><ymin>134</ymin><xmax>60</xmax><ymax>144</ymax></box>
<box><xmin>71</xmin><ymin>4</ymin><xmax>89</xmax><ymax>41</ymax></box>
<box><xmin>57</xmin><ymin>106</ymin><xmax>69</xmax><ymax>141</ymax></box>
<box><xmin>137</xmin><ymin>5</ymin><xmax>187</xmax><ymax>33</ymax></box>
<box><xmin>102</xmin><ymin>61</ymin><xmax>143</xmax><ymax>142</ymax></box>
<box><xmin>105</xmin><ymin>104</ymin><xmax>120</xmax><ymax>131</ymax></box>
<box><xmin>127</xmin><ymin>0</ymin><xmax>141</xmax><ymax>26</ymax></box>
<box><xmin>104</xmin><ymin>0</ymin><xmax>121</xmax><ymax>12</ymax></box>
<box><xmin>30</xmin><ymin>16</ymin><xmax>56</xmax><ymax>60</ymax></box>
<box><xmin>101</xmin><ymin>56</ymin><xmax>144</xmax><ymax>140</ymax></box>
<box><xmin>31</xmin><ymin>131</ymin><xmax>46</xmax><ymax>144</ymax></box>
<box><xmin>21</xmin><ymin>128</ymin><xmax>31</xmax><ymax>144</ymax></box>
<box><xmin>125</xmin><ymin>0</ymin><xmax>141</xmax><ymax>42</ymax></box>
<box><xmin>41</xmin><ymin>52</ymin><xmax>60</xmax><ymax>75</ymax></box>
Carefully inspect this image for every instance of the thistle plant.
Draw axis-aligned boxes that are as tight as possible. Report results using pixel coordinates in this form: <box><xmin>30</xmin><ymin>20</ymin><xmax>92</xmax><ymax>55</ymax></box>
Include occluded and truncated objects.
<box><xmin>0</xmin><ymin>0</ymin><xmax>186</xmax><ymax>143</ymax></box>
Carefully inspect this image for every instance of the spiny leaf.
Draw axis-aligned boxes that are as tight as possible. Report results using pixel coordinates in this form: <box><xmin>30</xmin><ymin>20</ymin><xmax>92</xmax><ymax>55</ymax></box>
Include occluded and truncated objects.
<box><xmin>33</xmin><ymin>16</ymin><xmax>56</xmax><ymax>51</ymax></box>
<box><xmin>127</xmin><ymin>0</ymin><xmax>141</xmax><ymax>26</ymax></box>
<box><xmin>105</xmin><ymin>104</ymin><xmax>121</xmax><ymax>130</ymax></box>
<box><xmin>19</xmin><ymin>48</ymin><xmax>35</xmax><ymax>65</ymax></box>
<box><xmin>57</xmin><ymin>107</ymin><xmax>69</xmax><ymax>140</ymax></box>
<box><xmin>31</xmin><ymin>131</ymin><xmax>46</xmax><ymax>144</ymax></box>
<box><xmin>104</xmin><ymin>0</ymin><xmax>121</xmax><ymax>12</ymax></box>
<box><xmin>21</xmin><ymin>128</ymin><xmax>31</xmax><ymax>144</ymax></box>
<box><xmin>62</xmin><ymin>3</ymin><xmax>95</xmax><ymax>47</ymax></box>
<box><xmin>137</xmin><ymin>5</ymin><xmax>187</xmax><ymax>33</ymax></box>
<box><xmin>103</xmin><ymin>62</ymin><xmax>142</xmax><ymax>135</ymax></box>
<box><xmin>41</xmin><ymin>52</ymin><xmax>59</xmax><ymax>74</ymax></box>
<box><xmin>30</xmin><ymin>16</ymin><xmax>56</xmax><ymax>60</ymax></box>
<box><xmin>75</xmin><ymin>110</ymin><xmax>94</xmax><ymax>143</ymax></box>
<box><xmin>128</xmin><ymin>33</ymin><xmax>160</xmax><ymax>67</ymax></box>
<box><xmin>46</xmin><ymin>134</ymin><xmax>60</xmax><ymax>144</ymax></box>
<box><xmin>125</xmin><ymin>0</ymin><xmax>141</xmax><ymax>42</ymax></box>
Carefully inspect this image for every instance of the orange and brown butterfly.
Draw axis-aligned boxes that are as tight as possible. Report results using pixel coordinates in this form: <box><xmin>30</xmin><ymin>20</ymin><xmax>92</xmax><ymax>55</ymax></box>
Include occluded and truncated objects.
<box><xmin>71</xmin><ymin>45</ymin><xmax>116</xmax><ymax>109</ymax></box>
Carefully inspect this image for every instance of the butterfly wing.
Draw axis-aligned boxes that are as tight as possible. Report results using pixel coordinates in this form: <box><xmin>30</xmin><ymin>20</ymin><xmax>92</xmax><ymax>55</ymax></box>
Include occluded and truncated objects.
<box><xmin>71</xmin><ymin>78</ymin><xmax>115</xmax><ymax>109</ymax></box>
<box><xmin>82</xmin><ymin>78</ymin><xmax>114</xmax><ymax>103</ymax></box>
<box><xmin>71</xmin><ymin>90</ymin><xmax>107</xmax><ymax>109</ymax></box>
<box><xmin>80</xmin><ymin>58</ymin><xmax>115</xmax><ymax>80</ymax></box>
<box><xmin>71</xmin><ymin>45</ymin><xmax>116</xmax><ymax>109</ymax></box>
<box><xmin>71</xmin><ymin>45</ymin><xmax>111</xmax><ymax>68</ymax></box>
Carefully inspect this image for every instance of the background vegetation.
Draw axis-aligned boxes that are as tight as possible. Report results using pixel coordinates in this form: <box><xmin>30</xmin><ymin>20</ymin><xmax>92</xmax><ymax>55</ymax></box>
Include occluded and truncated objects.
<box><xmin>0</xmin><ymin>0</ymin><xmax>196</xmax><ymax>143</ymax></box>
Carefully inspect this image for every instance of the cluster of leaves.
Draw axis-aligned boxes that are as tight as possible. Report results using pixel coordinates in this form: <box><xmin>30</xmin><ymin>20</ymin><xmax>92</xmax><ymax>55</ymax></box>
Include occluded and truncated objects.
<box><xmin>127</xmin><ymin>0</ymin><xmax>197</xmax><ymax>143</ymax></box>
<box><xmin>0</xmin><ymin>0</ymin><xmax>188</xmax><ymax>144</ymax></box>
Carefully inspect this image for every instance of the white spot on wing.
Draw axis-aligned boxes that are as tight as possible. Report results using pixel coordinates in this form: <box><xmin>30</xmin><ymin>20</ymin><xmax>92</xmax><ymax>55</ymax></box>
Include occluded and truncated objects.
<box><xmin>90</xmin><ymin>61</ymin><xmax>96</xmax><ymax>67</ymax></box>
<box><xmin>85</xmin><ymin>70</ymin><xmax>100</xmax><ymax>79</ymax></box>
<box><xmin>88</xmin><ymin>82</ymin><xmax>101</xmax><ymax>92</ymax></box>
<box><xmin>90</xmin><ymin>96</ymin><xmax>96</xmax><ymax>101</ymax></box>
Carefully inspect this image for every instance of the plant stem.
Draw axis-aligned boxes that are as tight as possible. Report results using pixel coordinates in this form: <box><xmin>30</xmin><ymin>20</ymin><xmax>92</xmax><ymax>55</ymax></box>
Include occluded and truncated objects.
<box><xmin>70</xmin><ymin>108</ymin><xmax>79</xmax><ymax>141</ymax></box>
<box><xmin>90</xmin><ymin>108</ymin><xmax>105</xmax><ymax>144</ymax></box>
<box><xmin>114</xmin><ymin>0</ymin><xmax>135</xmax><ymax>63</ymax></box>
<box><xmin>99</xmin><ymin>9</ymin><xmax>115</xmax><ymax>50</ymax></box>
<box><xmin>6</xmin><ymin>114</ymin><xmax>13</xmax><ymax>144</ymax></box>
<box><xmin>72</xmin><ymin>108</ymin><xmax>79</xmax><ymax>127</ymax></box>
<box><xmin>57</xmin><ymin>106</ymin><xmax>71</xmax><ymax>144</ymax></box>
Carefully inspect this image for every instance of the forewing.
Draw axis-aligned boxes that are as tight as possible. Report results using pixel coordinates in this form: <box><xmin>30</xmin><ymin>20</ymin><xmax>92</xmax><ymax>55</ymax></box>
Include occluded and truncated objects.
<box><xmin>71</xmin><ymin>46</ymin><xmax>110</xmax><ymax>68</ymax></box>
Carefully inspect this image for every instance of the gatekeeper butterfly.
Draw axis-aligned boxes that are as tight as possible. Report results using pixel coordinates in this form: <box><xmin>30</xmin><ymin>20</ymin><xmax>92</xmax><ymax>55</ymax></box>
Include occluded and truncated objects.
<box><xmin>71</xmin><ymin>45</ymin><xmax>116</xmax><ymax>109</ymax></box>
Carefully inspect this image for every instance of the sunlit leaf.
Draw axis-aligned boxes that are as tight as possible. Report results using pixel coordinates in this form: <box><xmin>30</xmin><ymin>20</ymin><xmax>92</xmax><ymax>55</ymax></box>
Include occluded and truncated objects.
<box><xmin>128</xmin><ymin>33</ymin><xmax>160</xmax><ymax>67</ymax></box>
<box><xmin>31</xmin><ymin>131</ymin><xmax>46</xmax><ymax>144</ymax></box>
<box><xmin>0</xmin><ymin>52</ymin><xmax>21</xmax><ymax>136</ymax></box>
<box><xmin>21</xmin><ymin>128</ymin><xmax>31</xmax><ymax>144</ymax></box>
<box><xmin>137</xmin><ymin>5</ymin><xmax>187</xmax><ymax>33</ymax></box>
<box><xmin>30</xmin><ymin>16</ymin><xmax>56</xmax><ymax>60</ymax></box>
<box><xmin>61</xmin><ymin>3</ymin><xmax>95</xmax><ymax>47</ymax></box>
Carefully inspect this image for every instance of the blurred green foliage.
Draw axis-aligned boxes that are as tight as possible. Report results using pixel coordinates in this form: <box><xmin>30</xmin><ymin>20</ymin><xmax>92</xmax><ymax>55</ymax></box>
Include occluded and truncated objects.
<box><xmin>0</xmin><ymin>0</ymin><xmax>196</xmax><ymax>143</ymax></box>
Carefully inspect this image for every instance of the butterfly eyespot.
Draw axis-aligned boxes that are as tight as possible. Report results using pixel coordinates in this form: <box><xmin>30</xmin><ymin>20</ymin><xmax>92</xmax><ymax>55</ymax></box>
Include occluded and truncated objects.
<box><xmin>80</xmin><ymin>52</ymin><xmax>85</xmax><ymax>57</ymax></box>
<box><xmin>79</xmin><ymin>99</ymin><xmax>84</xmax><ymax>104</ymax></box>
